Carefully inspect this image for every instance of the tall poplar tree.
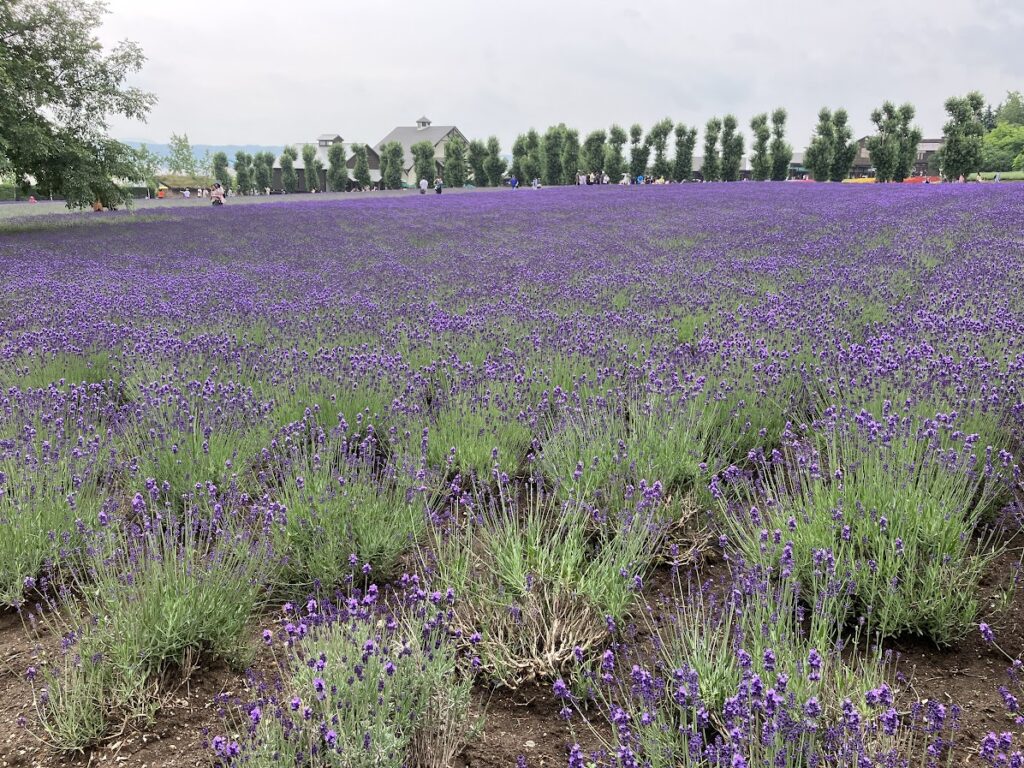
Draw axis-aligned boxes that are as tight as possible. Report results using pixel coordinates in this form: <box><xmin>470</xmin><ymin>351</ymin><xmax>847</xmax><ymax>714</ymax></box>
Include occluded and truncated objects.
<box><xmin>720</xmin><ymin>115</ymin><xmax>744</xmax><ymax>181</ymax></box>
<box><xmin>327</xmin><ymin>143</ymin><xmax>348</xmax><ymax>191</ymax></box>
<box><xmin>560</xmin><ymin>128</ymin><xmax>580</xmax><ymax>183</ymax></box>
<box><xmin>542</xmin><ymin>125</ymin><xmax>565</xmax><ymax>186</ymax></box>
<box><xmin>468</xmin><ymin>139</ymin><xmax>488</xmax><ymax>186</ymax></box>
<box><xmin>672</xmin><ymin>123</ymin><xmax>697</xmax><ymax>182</ymax></box>
<box><xmin>484</xmin><ymin>136</ymin><xmax>507</xmax><ymax>186</ymax></box>
<box><xmin>769</xmin><ymin>108</ymin><xmax>793</xmax><ymax>181</ymax></box>
<box><xmin>604</xmin><ymin>124</ymin><xmax>628</xmax><ymax>183</ymax></box>
<box><xmin>581</xmin><ymin>129</ymin><xmax>607</xmax><ymax>175</ymax></box>
<box><xmin>805</xmin><ymin>108</ymin><xmax>836</xmax><ymax>181</ymax></box>
<box><xmin>444</xmin><ymin>136</ymin><xmax>468</xmax><ymax>187</ymax></box>
<box><xmin>702</xmin><ymin>118</ymin><xmax>722</xmax><ymax>181</ymax></box>
<box><xmin>830</xmin><ymin>109</ymin><xmax>857</xmax><ymax>182</ymax></box>
<box><xmin>750</xmin><ymin>114</ymin><xmax>771</xmax><ymax>181</ymax></box>
<box><xmin>280</xmin><ymin>146</ymin><xmax>298</xmax><ymax>192</ymax></box>
<box><xmin>352</xmin><ymin>144</ymin><xmax>371</xmax><ymax>189</ymax></box>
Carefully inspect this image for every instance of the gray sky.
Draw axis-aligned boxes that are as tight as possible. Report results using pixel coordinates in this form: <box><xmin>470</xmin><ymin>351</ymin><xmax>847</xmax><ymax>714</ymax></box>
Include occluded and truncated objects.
<box><xmin>98</xmin><ymin>0</ymin><xmax>1024</xmax><ymax>151</ymax></box>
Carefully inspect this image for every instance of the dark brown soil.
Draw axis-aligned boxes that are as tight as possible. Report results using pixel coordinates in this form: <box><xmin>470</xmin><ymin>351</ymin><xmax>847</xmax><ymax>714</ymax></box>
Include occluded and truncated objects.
<box><xmin>2</xmin><ymin>547</ymin><xmax>1022</xmax><ymax>768</ymax></box>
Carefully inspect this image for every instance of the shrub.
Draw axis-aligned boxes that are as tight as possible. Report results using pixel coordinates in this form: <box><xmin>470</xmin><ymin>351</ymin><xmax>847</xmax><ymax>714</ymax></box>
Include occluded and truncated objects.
<box><xmin>28</xmin><ymin>497</ymin><xmax>270</xmax><ymax>749</ymax></box>
<box><xmin>269</xmin><ymin>432</ymin><xmax>435</xmax><ymax>593</ymax></box>
<box><xmin>723</xmin><ymin>413</ymin><xmax>1001</xmax><ymax>643</ymax></box>
<box><xmin>426</xmin><ymin>479</ymin><xmax>663</xmax><ymax>686</ymax></box>
<box><xmin>214</xmin><ymin>589</ymin><xmax>478</xmax><ymax>767</ymax></box>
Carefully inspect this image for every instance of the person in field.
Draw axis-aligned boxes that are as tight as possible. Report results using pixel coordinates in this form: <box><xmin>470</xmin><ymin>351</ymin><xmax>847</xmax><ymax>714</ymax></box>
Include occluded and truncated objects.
<box><xmin>419</xmin><ymin>177</ymin><xmax>428</xmax><ymax>194</ymax></box>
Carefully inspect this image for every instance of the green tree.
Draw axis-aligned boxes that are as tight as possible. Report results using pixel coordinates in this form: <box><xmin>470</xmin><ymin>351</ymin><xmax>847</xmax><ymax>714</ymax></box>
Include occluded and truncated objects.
<box><xmin>167</xmin><ymin>132</ymin><xmax>196</xmax><ymax>176</ymax></box>
<box><xmin>937</xmin><ymin>92</ymin><xmax>985</xmax><ymax>180</ymax></box>
<box><xmin>0</xmin><ymin>0</ymin><xmax>156</xmax><ymax>208</ymax></box>
<box><xmin>805</xmin><ymin>108</ymin><xmax>835</xmax><ymax>181</ymax></box>
<box><xmin>233</xmin><ymin>151</ymin><xmax>253</xmax><ymax>195</ymax></box>
<box><xmin>702</xmin><ymin>118</ymin><xmax>722</xmax><ymax>181</ymax></box>
<box><xmin>604</xmin><ymin>124</ymin><xmax>627</xmax><ymax>183</ymax></box>
<box><xmin>672</xmin><ymin>123</ymin><xmax>697</xmax><ymax>182</ymax></box>
<box><xmin>980</xmin><ymin>123</ymin><xmax>1024</xmax><ymax>171</ymax></box>
<box><xmin>982</xmin><ymin>104</ymin><xmax>998</xmax><ymax>132</ymax></box>
<box><xmin>510</xmin><ymin>134</ymin><xmax>528</xmax><ymax>181</ymax></box>
<box><xmin>996</xmin><ymin>90</ymin><xmax>1024</xmax><ymax>125</ymax></box>
<box><xmin>647</xmin><ymin>118</ymin><xmax>674</xmax><ymax>179</ymax></box>
<box><xmin>628</xmin><ymin>123</ymin><xmax>650</xmax><ymax>180</ymax></box>
<box><xmin>769</xmin><ymin>108</ymin><xmax>793</xmax><ymax>181</ymax></box>
<box><xmin>379</xmin><ymin>142</ymin><xmax>404</xmax><ymax>189</ymax></box>
<box><xmin>830</xmin><ymin>109</ymin><xmax>856</xmax><ymax>181</ymax></box>
<box><xmin>301</xmin><ymin>144</ymin><xmax>318</xmax><ymax>191</ymax></box>
<box><xmin>484</xmin><ymin>136</ymin><xmax>507</xmax><ymax>186</ymax></box>
<box><xmin>560</xmin><ymin>128</ymin><xmax>580</xmax><ymax>184</ymax></box>
<box><xmin>133</xmin><ymin>143</ymin><xmax>162</xmax><ymax>193</ymax></box>
<box><xmin>542</xmin><ymin>125</ymin><xmax>565</xmax><ymax>186</ymax></box>
<box><xmin>521</xmin><ymin>129</ymin><xmax>542</xmax><ymax>183</ymax></box>
<box><xmin>750</xmin><ymin>114</ymin><xmax>771</xmax><ymax>181</ymax></box>
<box><xmin>865</xmin><ymin>102</ymin><xmax>921</xmax><ymax>182</ymax></box>
<box><xmin>720</xmin><ymin>115</ymin><xmax>744</xmax><ymax>181</ymax></box>
<box><xmin>467</xmin><ymin>139</ymin><xmax>488</xmax><ymax>186</ymax></box>
<box><xmin>444</xmin><ymin>136</ymin><xmax>468</xmax><ymax>187</ymax></box>
<box><xmin>352</xmin><ymin>144</ymin><xmax>371</xmax><ymax>189</ymax></box>
<box><xmin>253</xmin><ymin>151</ymin><xmax>274</xmax><ymax>193</ymax></box>
<box><xmin>327</xmin><ymin>143</ymin><xmax>349</xmax><ymax>191</ymax></box>
<box><xmin>280</xmin><ymin>145</ymin><xmax>298</xmax><ymax>192</ymax></box>
<box><xmin>211</xmin><ymin>151</ymin><xmax>232</xmax><ymax>191</ymax></box>
<box><xmin>411</xmin><ymin>140</ymin><xmax>436</xmax><ymax>184</ymax></box>
<box><xmin>581</xmin><ymin>130</ymin><xmax>606</xmax><ymax>175</ymax></box>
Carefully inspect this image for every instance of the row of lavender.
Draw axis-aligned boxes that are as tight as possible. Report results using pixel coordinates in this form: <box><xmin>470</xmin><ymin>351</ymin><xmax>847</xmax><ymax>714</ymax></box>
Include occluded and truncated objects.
<box><xmin>1</xmin><ymin>184</ymin><xmax>1023</xmax><ymax>766</ymax></box>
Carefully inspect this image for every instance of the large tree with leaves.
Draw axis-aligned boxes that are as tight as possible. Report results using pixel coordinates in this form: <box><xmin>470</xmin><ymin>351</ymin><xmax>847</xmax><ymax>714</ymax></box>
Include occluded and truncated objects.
<box><xmin>133</xmin><ymin>143</ymin><xmax>162</xmax><ymax>193</ymax></box>
<box><xmin>279</xmin><ymin>146</ymin><xmax>298</xmax><ymax>192</ymax></box>
<box><xmin>211</xmin><ymin>151</ymin><xmax>231</xmax><ymax>191</ymax></box>
<box><xmin>541</xmin><ymin>125</ymin><xmax>565</xmax><ymax>186</ymax></box>
<box><xmin>805</xmin><ymin>108</ymin><xmax>836</xmax><ymax>181</ymax></box>
<box><xmin>604</xmin><ymin>124</ymin><xmax>628</xmax><ymax>183</ymax></box>
<box><xmin>253</xmin><ymin>151</ymin><xmax>274</xmax><ymax>193</ymax></box>
<box><xmin>702</xmin><ymin>118</ymin><xmax>722</xmax><ymax>181</ymax></box>
<box><xmin>938</xmin><ymin>91</ymin><xmax>985</xmax><ymax>180</ymax></box>
<box><xmin>749</xmin><ymin>114</ymin><xmax>771</xmax><ymax>181</ymax></box>
<box><xmin>327</xmin><ymin>143</ymin><xmax>348</xmax><ymax>191</ymax></box>
<box><xmin>444</xmin><ymin>136</ymin><xmax>468</xmax><ymax>187</ymax></box>
<box><xmin>378</xmin><ymin>142</ymin><xmax>404</xmax><ymax>189</ymax></box>
<box><xmin>301</xmin><ymin>144</ymin><xmax>318</xmax><ymax>191</ymax></box>
<box><xmin>581</xmin><ymin>130</ymin><xmax>606</xmax><ymax>175</ymax></box>
<box><xmin>352</xmin><ymin>144</ymin><xmax>371</xmax><ymax>189</ymax></box>
<box><xmin>866</xmin><ymin>102</ymin><xmax>921</xmax><ymax>182</ymax></box>
<box><xmin>647</xmin><ymin>118</ymin><xmax>674</xmax><ymax>179</ymax></box>
<box><xmin>233</xmin><ymin>151</ymin><xmax>253</xmax><ymax>195</ymax></box>
<box><xmin>0</xmin><ymin>0</ymin><xmax>156</xmax><ymax>208</ymax></box>
<box><xmin>467</xmin><ymin>139</ymin><xmax>488</xmax><ymax>186</ymax></box>
<box><xmin>830</xmin><ymin>109</ymin><xmax>856</xmax><ymax>181</ymax></box>
<box><xmin>510</xmin><ymin>134</ymin><xmax>528</xmax><ymax>181</ymax></box>
<box><xmin>672</xmin><ymin>123</ymin><xmax>697</xmax><ymax>182</ymax></box>
<box><xmin>411</xmin><ymin>140</ymin><xmax>436</xmax><ymax>184</ymax></box>
<box><xmin>560</xmin><ymin>128</ymin><xmax>580</xmax><ymax>184</ymax></box>
<box><xmin>769</xmin><ymin>108</ymin><xmax>793</xmax><ymax>181</ymax></box>
<box><xmin>720</xmin><ymin>115</ymin><xmax>744</xmax><ymax>181</ymax></box>
<box><xmin>167</xmin><ymin>132</ymin><xmax>196</xmax><ymax>176</ymax></box>
<box><xmin>628</xmin><ymin>124</ymin><xmax>650</xmax><ymax>180</ymax></box>
<box><xmin>484</xmin><ymin>136</ymin><xmax>507</xmax><ymax>186</ymax></box>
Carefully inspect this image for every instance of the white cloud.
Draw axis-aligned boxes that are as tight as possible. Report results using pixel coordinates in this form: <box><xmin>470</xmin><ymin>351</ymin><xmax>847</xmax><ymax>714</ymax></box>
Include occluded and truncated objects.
<box><xmin>97</xmin><ymin>0</ymin><xmax>1024</xmax><ymax>150</ymax></box>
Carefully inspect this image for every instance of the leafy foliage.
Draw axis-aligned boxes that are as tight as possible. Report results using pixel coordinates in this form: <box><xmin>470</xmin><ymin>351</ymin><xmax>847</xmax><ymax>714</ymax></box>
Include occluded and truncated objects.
<box><xmin>672</xmin><ymin>123</ymin><xmax>697</xmax><ymax>182</ymax></box>
<box><xmin>769</xmin><ymin>108</ymin><xmax>793</xmax><ymax>181</ymax></box>
<box><xmin>750</xmin><ymin>113</ymin><xmax>771</xmax><ymax>181</ymax></box>
<box><xmin>444</xmin><ymin>136</ymin><xmax>468</xmax><ymax>187</ymax></box>
<box><xmin>0</xmin><ymin>0</ymin><xmax>156</xmax><ymax>207</ymax></box>
<box><xmin>720</xmin><ymin>115</ymin><xmax>744</xmax><ymax>182</ymax></box>
<box><xmin>865</xmin><ymin>101</ymin><xmax>921</xmax><ymax>182</ymax></box>
<box><xmin>702</xmin><ymin>118</ymin><xmax>722</xmax><ymax>181</ymax></box>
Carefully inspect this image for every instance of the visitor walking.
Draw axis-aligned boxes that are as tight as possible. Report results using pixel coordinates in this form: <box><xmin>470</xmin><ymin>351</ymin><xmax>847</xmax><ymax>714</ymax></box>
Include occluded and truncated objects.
<box><xmin>419</xmin><ymin>177</ymin><xmax>429</xmax><ymax>194</ymax></box>
<box><xmin>434</xmin><ymin>176</ymin><xmax>443</xmax><ymax>194</ymax></box>
<box><xmin>210</xmin><ymin>183</ymin><xmax>225</xmax><ymax>206</ymax></box>
<box><xmin>510</xmin><ymin>175</ymin><xmax>519</xmax><ymax>190</ymax></box>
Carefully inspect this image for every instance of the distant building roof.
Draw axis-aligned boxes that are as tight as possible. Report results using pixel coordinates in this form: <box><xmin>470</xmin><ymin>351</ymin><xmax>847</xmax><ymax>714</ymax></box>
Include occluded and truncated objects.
<box><xmin>375</xmin><ymin>119</ymin><xmax>466</xmax><ymax>171</ymax></box>
<box><xmin>317</xmin><ymin>134</ymin><xmax>343</xmax><ymax>142</ymax></box>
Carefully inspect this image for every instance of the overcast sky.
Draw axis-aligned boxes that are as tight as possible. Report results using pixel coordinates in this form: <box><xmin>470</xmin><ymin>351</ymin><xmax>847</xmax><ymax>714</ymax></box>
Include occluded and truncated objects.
<box><xmin>97</xmin><ymin>0</ymin><xmax>1024</xmax><ymax>151</ymax></box>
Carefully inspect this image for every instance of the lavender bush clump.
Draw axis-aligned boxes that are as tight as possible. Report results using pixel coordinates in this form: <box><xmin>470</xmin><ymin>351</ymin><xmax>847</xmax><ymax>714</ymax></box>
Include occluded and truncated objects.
<box><xmin>212</xmin><ymin>585</ymin><xmax>478</xmax><ymax>768</ymax></box>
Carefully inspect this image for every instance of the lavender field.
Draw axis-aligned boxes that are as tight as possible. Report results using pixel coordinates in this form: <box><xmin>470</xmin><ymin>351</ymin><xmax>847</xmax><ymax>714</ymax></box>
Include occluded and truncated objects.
<box><xmin>2</xmin><ymin>184</ymin><xmax>1024</xmax><ymax>767</ymax></box>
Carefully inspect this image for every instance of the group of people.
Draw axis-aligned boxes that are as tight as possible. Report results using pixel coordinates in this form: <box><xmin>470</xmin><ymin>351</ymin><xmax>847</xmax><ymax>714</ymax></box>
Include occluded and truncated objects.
<box><xmin>418</xmin><ymin>176</ymin><xmax>444</xmax><ymax>194</ymax></box>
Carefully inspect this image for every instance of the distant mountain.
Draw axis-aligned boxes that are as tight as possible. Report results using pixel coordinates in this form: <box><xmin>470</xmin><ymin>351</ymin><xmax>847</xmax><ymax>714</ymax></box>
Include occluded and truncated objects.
<box><xmin>123</xmin><ymin>140</ymin><xmax>284</xmax><ymax>163</ymax></box>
